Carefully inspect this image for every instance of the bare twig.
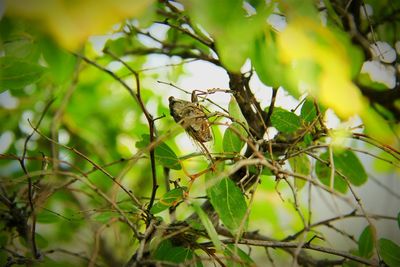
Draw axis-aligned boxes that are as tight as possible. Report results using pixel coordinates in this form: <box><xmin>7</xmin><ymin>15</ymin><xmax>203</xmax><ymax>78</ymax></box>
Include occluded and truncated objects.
<box><xmin>20</xmin><ymin>98</ymin><xmax>55</xmax><ymax>259</ymax></box>
<box><xmin>201</xmin><ymin>238</ymin><xmax>376</xmax><ymax>266</ymax></box>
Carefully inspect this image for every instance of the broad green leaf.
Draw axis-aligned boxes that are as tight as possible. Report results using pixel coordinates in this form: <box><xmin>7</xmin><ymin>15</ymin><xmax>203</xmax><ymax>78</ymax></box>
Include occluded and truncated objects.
<box><xmin>18</xmin><ymin>233</ymin><xmax>49</xmax><ymax>251</ymax></box>
<box><xmin>333</xmin><ymin>150</ymin><xmax>367</xmax><ymax>186</ymax></box>
<box><xmin>183</xmin><ymin>0</ymin><xmax>269</xmax><ymax>71</ymax></box>
<box><xmin>224</xmin><ymin>244</ymin><xmax>255</xmax><ymax>267</ymax></box>
<box><xmin>223</xmin><ymin>97</ymin><xmax>248</xmax><ymax>154</ymax></box>
<box><xmin>228</xmin><ymin>97</ymin><xmax>248</xmax><ymax>130</ymax></box>
<box><xmin>270</xmin><ymin>107</ymin><xmax>301</xmax><ymax>133</ymax></box>
<box><xmin>136</xmin><ymin>135</ymin><xmax>181</xmax><ymax>170</ymax></box>
<box><xmin>104</xmin><ymin>37</ymin><xmax>131</xmax><ymax>57</ymax></box>
<box><xmin>150</xmin><ymin>187</ymin><xmax>186</xmax><ymax>214</ymax></box>
<box><xmin>300</xmin><ymin>99</ymin><xmax>317</xmax><ymax>123</ymax></box>
<box><xmin>104</xmin><ymin>36</ymin><xmax>147</xmax><ymax>59</ymax></box>
<box><xmin>358</xmin><ymin>225</ymin><xmax>375</xmax><ymax>258</ymax></box>
<box><xmin>36</xmin><ymin>210</ymin><xmax>61</xmax><ymax>224</ymax></box>
<box><xmin>316</xmin><ymin>150</ymin><xmax>367</xmax><ymax>193</ymax></box>
<box><xmin>360</xmin><ymin>106</ymin><xmax>395</xmax><ymax>145</ymax></box>
<box><xmin>252</xmin><ymin>30</ymin><xmax>285</xmax><ymax>88</ymax></box>
<box><xmin>288</xmin><ymin>154</ymin><xmax>310</xmax><ymax>189</ymax></box>
<box><xmin>35</xmin><ymin>233</ymin><xmax>49</xmax><ymax>249</ymax></box>
<box><xmin>206</xmin><ymin>176</ymin><xmax>247</xmax><ymax>235</ymax></box>
<box><xmin>223</xmin><ymin>123</ymin><xmax>246</xmax><ymax>154</ymax></box>
<box><xmin>192</xmin><ymin>201</ymin><xmax>222</xmax><ymax>251</ymax></box>
<box><xmin>379</xmin><ymin>238</ymin><xmax>400</xmax><ymax>267</ymax></box>
<box><xmin>153</xmin><ymin>239</ymin><xmax>195</xmax><ymax>264</ymax></box>
<box><xmin>315</xmin><ymin>152</ymin><xmax>348</xmax><ymax>193</ymax></box>
<box><xmin>118</xmin><ymin>201</ymin><xmax>140</xmax><ymax>213</ymax></box>
<box><xmin>303</xmin><ymin>133</ymin><xmax>313</xmax><ymax>146</ymax></box>
<box><xmin>92</xmin><ymin>211</ymin><xmax>118</xmax><ymax>223</ymax></box>
<box><xmin>41</xmin><ymin>37</ymin><xmax>76</xmax><ymax>84</ymax></box>
<box><xmin>358</xmin><ymin>72</ymin><xmax>391</xmax><ymax>91</ymax></box>
<box><xmin>166</xmin><ymin>27</ymin><xmax>210</xmax><ymax>56</ymax></box>
<box><xmin>249</xmin><ymin>164</ymin><xmax>272</xmax><ymax>176</ymax></box>
<box><xmin>372</xmin><ymin>151</ymin><xmax>398</xmax><ymax>173</ymax></box>
<box><xmin>0</xmin><ymin>56</ymin><xmax>46</xmax><ymax>92</ymax></box>
<box><xmin>3</xmin><ymin>31</ymin><xmax>41</xmax><ymax>61</ymax></box>
<box><xmin>300</xmin><ymin>99</ymin><xmax>326</xmax><ymax>124</ymax></box>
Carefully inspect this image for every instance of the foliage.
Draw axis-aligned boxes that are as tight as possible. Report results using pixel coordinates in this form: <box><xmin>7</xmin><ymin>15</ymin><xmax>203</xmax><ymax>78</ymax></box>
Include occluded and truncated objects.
<box><xmin>1</xmin><ymin>0</ymin><xmax>400</xmax><ymax>266</ymax></box>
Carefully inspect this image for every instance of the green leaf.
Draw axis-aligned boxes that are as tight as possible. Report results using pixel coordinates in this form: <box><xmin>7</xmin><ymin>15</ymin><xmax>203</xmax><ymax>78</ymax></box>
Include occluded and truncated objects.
<box><xmin>358</xmin><ymin>225</ymin><xmax>375</xmax><ymax>258</ymax></box>
<box><xmin>224</xmin><ymin>244</ymin><xmax>255</xmax><ymax>267</ymax></box>
<box><xmin>316</xmin><ymin>150</ymin><xmax>368</xmax><ymax>193</ymax></box>
<box><xmin>36</xmin><ymin>210</ymin><xmax>61</xmax><ymax>224</ymax></box>
<box><xmin>225</xmin><ymin>97</ymin><xmax>248</xmax><ymax>154</ymax></box>
<box><xmin>192</xmin><ymin>201</ymin><xmax>222</xmax><ymax>251</ymax></box>
<box><xmin>150</xmin><ymin>187</ymin><xmax>186</xmax><ymax>214</ymax></box>
<box><xmin>92</xmin><ymin>211</ymin><xmax>118</xmax><ymax>223</ymax></box>
<box><xmin>300</xmin><ymin>99</ymin><xmax>317</xmax><ymax>123</ymax></box>
<box><xmin>223</xmin><ymin>123</ymin><xmax>246</xmax><ymax>154</ymax></box>
<box><xmin>3</xmin><ymin>34</ymin><xmax>41</xmax><ymax>61</ymax></box>
<box><xmin>153</xmin><ymin>239</ymin><xmax>195</xmax><ymax>264</ymax></box>
<box><xmin>288</xmin><ymin>154</ymin><xmax>310</xmax><ymax>190</ymax></box>
<box><xmin>252</xmin><ymin>30</ymin><xmax>285</xmax><ymax>88</ymax></box>
<box><xmin>206</xmin><ymin>176</ymin><xmax>248</xmax><ymax>235</ymax></box>
<box><xmin>315</xmin><ymin>151</ymin><xmax>348</xmax><ymax>193</ymax></box>
<box><xmin>270</xmin><ymin>107</ymin><xmax>301</xmax><ymax>133</ymax></box>
<box><xmin>358</xmin><ymin>72</ymin><xmax>390</xmax><ymax>91</ymax></box>
<box><xmin>228</xmin><ymin>97</ymin><xmax>248</xmax><ymax>129</ymax></box>
<box><xmin>303</xmin><ymin>133</ymin><xmax>313</xmax><ymax>146</ymax></box>
<box><xmin>300</xmin><ymin>99</ymin><xmax>325</xmax><ymax>126</ymax></box>
<box><xmin>334</xmin><ymin>150</ymin><xmax>367</xmax><ymax>186</ymax></box>
<box><xmin>41</xmin><ymin>38</ymin><xmax>77</xmax><ymax>84</ymax></box>
<box><xmin>136</xmin><ymin>134</ymin><xmax>181</xmax><ymax>170</ymax></box>
<box><xmin>379</xmin><ymin>238</ymin><xmax>400</xmax><ymax>267</ymax></box>
<box><xmin>184</xmin><ymin>0</ymin><xmax>269</xmax><ymax>72</ymax></box>
<box><xmin>35</xmin><ymin>233</ymin><xmax>49</xmax><ymax>249</ymax></box>
<box><xmin>166</xmin><ymin>27</ymin><xmax>210</xmax><ymax>56</ymax></box>
<box><xmin>0</xmin><ymin>56</ymin><xmax>46</xmax><ymax>92</ymax></box>
<box><xmin>104</xmin><ymin>37</ymin><xmax>130</xmax><ymax>57</ymax></box>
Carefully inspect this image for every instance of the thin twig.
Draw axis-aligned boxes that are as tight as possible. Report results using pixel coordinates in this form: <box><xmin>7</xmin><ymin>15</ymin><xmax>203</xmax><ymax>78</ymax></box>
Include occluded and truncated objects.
<box><xmin>20</xmin><ymin>98</ymin><xmax>55</xmax><ymax>259</ymax></box>
<box><xmin>201</xmin><ymin>238</ymin><xmax>376</xmax><ymax>266</ymax></box>
<box><xmin>102</xmin><ymin>50</ymin><xmax>160</xmax><ymax>215</ymax></box>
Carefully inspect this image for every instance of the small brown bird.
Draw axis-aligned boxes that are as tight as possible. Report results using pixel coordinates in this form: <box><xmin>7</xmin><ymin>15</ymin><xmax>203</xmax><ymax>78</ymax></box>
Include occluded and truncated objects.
<box><xmin>169</xmin><ymin>96</ymin><xmax>212</xmax><ymax>143</ymax></box>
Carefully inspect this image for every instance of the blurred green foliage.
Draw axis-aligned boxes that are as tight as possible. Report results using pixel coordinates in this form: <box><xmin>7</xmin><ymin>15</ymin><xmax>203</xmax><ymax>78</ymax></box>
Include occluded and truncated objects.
<box><xmin>1</xmin><ymin>0</ymin><xmax>400</xmax><ymax>266</ymax></box>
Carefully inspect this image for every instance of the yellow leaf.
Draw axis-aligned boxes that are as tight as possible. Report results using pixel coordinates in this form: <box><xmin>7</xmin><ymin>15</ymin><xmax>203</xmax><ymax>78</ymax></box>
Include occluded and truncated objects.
<box><xmin>277</xmin><ymin>18</ymin><xmax>398</xmax><ymax>144</ymax></box>
<box><xmin>319</xmin><ymin>74</ymin><xmax>364</xmax><ymax>117</ymax></box>
<box><xmin>5</xmin><ymin>0</ymin><xmax>154</xmax><ymax>50</ymax></box>
<box><xmin>278</xmin><ymin>18</ymin><xmax>363</xmax><ymax>118</ymax></box>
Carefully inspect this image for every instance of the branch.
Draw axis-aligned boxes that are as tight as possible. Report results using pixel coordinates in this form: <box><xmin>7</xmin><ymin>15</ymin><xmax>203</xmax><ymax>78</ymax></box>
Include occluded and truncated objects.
<box><xmin>20</xmin><ymin>98</ymin><xmax>55</xmax><ymax>259</ymax></box>
<box><xmin>102</xmin><ymin>50</ymin><xmax>159</xmax><ymax>216</ymax></box>
<box><xmin>283</xmin><ymin>209</ymin><xmax>396</xmax><ymax>241</ymax></box>
<box><xmin>203</xmin><ymin>236</ymin><xmax>376</xmax><ymax>266</ymax></box>
<box><xmin>228</xmin><ymin>72</ymin><xmax>268</xmax><ymax>140</ymax></box>
<box><xmin>28</xmin><ymin>123</ymin><xmax>143</xmax><ymax>208</ymax></box>
<box><xmin>265</xmin><ymin>87</ymin><xmax>279</xmax><ymax>127</ymax></box>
